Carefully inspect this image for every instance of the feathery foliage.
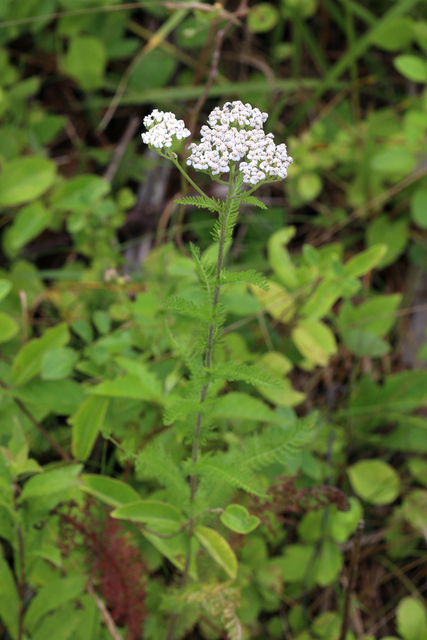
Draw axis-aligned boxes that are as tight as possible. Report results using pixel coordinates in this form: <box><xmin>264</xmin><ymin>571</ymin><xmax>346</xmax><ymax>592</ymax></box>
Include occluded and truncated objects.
<box><xmin>220</xmin><ymin>267</ymin><xmax>269</xmax><ymax>291</ymax></box>
<box><xmin>175</xmin><ymin>194</ymin><xmax>224</xmax><ymax>214</ymax></box>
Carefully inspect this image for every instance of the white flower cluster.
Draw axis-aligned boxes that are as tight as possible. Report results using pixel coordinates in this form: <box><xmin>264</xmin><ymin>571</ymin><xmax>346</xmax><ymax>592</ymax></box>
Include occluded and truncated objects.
<box><xmin>186</xmin><ymin>101</ymin><xmax>293</xmax><ymax>185</ymax></box>
<box><xmin>141</xmin><ymin>109</ymin><xmax>190</xmax><ymax>149</ymax></box>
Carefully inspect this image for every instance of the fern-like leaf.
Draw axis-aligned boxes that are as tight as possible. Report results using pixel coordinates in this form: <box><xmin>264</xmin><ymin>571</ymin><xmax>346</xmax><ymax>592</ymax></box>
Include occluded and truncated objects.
<box><xmin>210</xmin><ymin>360</ymin><xmax>280</xmax><ymax>388</ymax></box>
<box><xmin>164</xmin><ymin>296</ymin><xmax>213</xmax><ymax>323</ymax></box>
<box><xmin>220</xmin><ymin>268</ymin><xmax>269</xmax><ymax>291</ymax></box>
<box><xmin>189</xmin><ymin>243</ymin><xmax>215</xmax><ymax>298</ymax></box>
<box><xmin>240</xmin><ymin>194</ymin><xmax>267</xmax><ymax>209</ymax></box>
<box><xmin>175</xmin><ymin>195</ymin><xmax>224</xmax><ymax>214</ymax></box>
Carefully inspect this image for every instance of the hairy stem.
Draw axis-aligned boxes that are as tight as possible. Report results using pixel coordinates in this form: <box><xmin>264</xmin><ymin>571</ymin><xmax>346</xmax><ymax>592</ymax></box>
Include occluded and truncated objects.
<box><xmin>165</xmin><ymin>175</ymin><xmax>233</xmax><ymax>640</ymax></box>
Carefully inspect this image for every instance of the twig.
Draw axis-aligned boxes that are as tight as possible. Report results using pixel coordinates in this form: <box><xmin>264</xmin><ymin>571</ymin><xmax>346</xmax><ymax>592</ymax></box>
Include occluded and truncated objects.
<box><xmin>338</xmin><ymin>519</ymin><xmax>364</xmax><ymax>640</ymax></box>
<box><xmin>86</xmin><ymin>582</ymin><xmax>124</xmax><ymax>640</ymax></box>
<box><xmin>0</xmin><ymin>379</ymin><xmax>70</xmax><ymax>460</ymax></box>
<box><xmin>103</xmin><ymin>116</ymin><xmax>141</xmax><ymax>183</ymax></box>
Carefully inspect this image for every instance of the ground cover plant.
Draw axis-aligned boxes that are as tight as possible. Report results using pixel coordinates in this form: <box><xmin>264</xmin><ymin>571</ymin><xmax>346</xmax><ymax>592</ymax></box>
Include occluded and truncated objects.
<box><xmin>1</xmin><ymin>1</ymin><xmax>427</xmax><ymax>639</ymax></box>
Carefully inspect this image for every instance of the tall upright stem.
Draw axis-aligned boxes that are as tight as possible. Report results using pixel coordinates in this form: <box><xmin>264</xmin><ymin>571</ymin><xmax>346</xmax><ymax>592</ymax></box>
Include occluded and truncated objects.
<box><xmin>165</xmin><ymin>175</ymin><xmax>233</xmax><ymax>640</ymax></box>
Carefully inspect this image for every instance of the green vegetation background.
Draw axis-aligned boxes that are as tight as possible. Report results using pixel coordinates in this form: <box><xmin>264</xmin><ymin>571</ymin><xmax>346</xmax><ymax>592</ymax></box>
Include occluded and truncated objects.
<box><xmin>1</xmin><ymin>1</ymin><xmax>427</xmax><ymax>640</ymax></box>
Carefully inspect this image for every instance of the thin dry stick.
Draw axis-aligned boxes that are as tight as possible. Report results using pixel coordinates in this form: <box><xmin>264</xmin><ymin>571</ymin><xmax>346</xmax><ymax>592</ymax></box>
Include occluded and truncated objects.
<box><xmin>0</xmin><ymin>379</ymin><xmax>70</xmax><ymax>460</ymax></box>
<box><xmin>338</xmin><ymin>519</ymin><xmax>364</xmax><ymax>640</ymax></box>
<box><xmin>86</xmin><ymin>582</ymin><xmax>124</xmax><ymax>640</ymax></box>
<box><xmin>186</xmin><ymin>0</ymin><xmax>249</xmax><ymax>138</ymax></box>
<box><xmin>103</xmin><ymin>116</ymin><xmax>141</xmax><ymax>183</ymax></box>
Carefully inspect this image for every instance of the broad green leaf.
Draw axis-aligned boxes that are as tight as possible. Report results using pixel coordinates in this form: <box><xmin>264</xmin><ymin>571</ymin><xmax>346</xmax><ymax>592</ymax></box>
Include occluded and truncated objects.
<box><xmin>343</xmin><ymin>244</ymin><xmax>387</xmax><ymax>278</ymax></box>
<box><xmin>329</xmin><ymin>498</ymin><xmax>363</xmax><ymax>543</ymax></box>
<box><xmin>11</xmin><ymin>378</ymin><xmax>84</xmax><ymax>418</ymax></box>
<box><xmin>0</xmin><ymin>279</ymin><xmax>12</xmax><ymax>302</ymax></box>
<box><xmin>394</xmin><ymin>54</ymin><xmax>427</xmax><ymax>82</ymax></box>
<box><xmin>6</xmin><ymin>202</ymin><xmax>53</xmax><ymax>252</ymax></box>
<box><xmin>251</xmin><ymin>280</ymin><xmax>295</xmax><ymax>322</ymax></box>
<box><xmin>296</xmin><ymin>172</ymin><xmax>322</xmax><ymax>202</ymax></box>
<box><xmin>0</xmin><ymin>157</ymin><xmax>56</xmax><ymax>207</ymax></box>
<box><xmin>70</xmin><ymin>396</ymin><xmax>109</xmax><ymax>461</ymax></box>
<box><xmin>277</xmin><ymin>544</ymin><xmax>314</xmax><ymax>582</ymax></box>
<box><xmin>141</xmin><ymin>529</ymin><xmax>197</xmax><ymax>579</ymax></box>
<box><xmin>0</xmin><ymin>312</ymin><xmax>18</xmax><ymax>343</ymax></box>
<box><xmin>51</xmin><ymin>175</ymin><xmax>110</xmax><ymax>212</ymax></box>
<box><xmin>292</xmin><ymin>320</ymin><xmax>337</xmax><ymax>366</ymax></box>
<box><xmin>24</xmin><ymin>576</ymin><xmax>86</xmax><ymax>634</ymax></box>
<box><xmin>369</xmin><ymin>17</ymin><xmax>413</xmax><ymax>51</ymax></box>
<box><xmin>396</xmin><ymin>596</ymin><xmax>427</xmax><ymax>640</ymax></box>
<box><xmin>194</xmin><ymin>525</ymin><xmax>238</xmax><ymax>580</ymax></box>
<box><xmin>338</xmin><ymin>294</ymin><xmax>402</xmax><ymax>337</ymax></box>
<box><xmin>341</xmin><ymin>329</ymin><xmax>390</xmax><ymax>357</ymax></box>
<box><xmin>0</xmin><ymin>547</ymin><xmax>20</xmax><ymax>640</ymax></box>
<box><xmin>12</xmin><ymin>323</ymin><xmax>70</xmax><ymax>386</ymax></box>
<box><xmin>88</xmin><ymin>372</ymin><xmax>162</xmax><ymax>402</ymax></box>
<box><xmin>267</xmin><ymin>227</ymin><xmax>298</xmax><ymax>289</ymax></box>
<box><xmin>220</xmin><ymin>504</ymin><xmax>260</xmax><ymax>534</ymax></box>
<box><xmin>299</xmin><ymin>279</ymin><xmax>344</xmax><ymax>320</ymax></box>
<box><xmin>366</xmin><ymin>216</ymin><xmax>409</xmax><ymax>268</ymax></box>
<box><xmin>211</xmin><ymin>392</ymin><xmax>282</xmax><ymax>424</ymax></box>
<box><xmin>410</xmin><ymin>188</ymin><xmax>427</xmax><ymax>229</ymax></box>
<box><xmin>371</xmin><ymin>147</ymin><xmax>415</xmax><ymax>174</ymax></box>
<box><xmin>247</xmin><ymin>3</ymin><xmax>279</xmax><ymax>33</ymax></box>
<box><xmin>112</xmin><ymin>500</ymin><xmax>184</xmax><ymax>531</ymax></box>
<box><xmin>31</xmin><ymin>603</ymin><xmax>82</xmax><ymax>640</ymax></box>
<box><xmin>315</xmin><ymin>541</ymin><xmax>342</xmax><ymax>586</ymax></box>
<box><xmin>63</xmin><ymin>36</ymin><xmax>107</xmax><ymax>90</ymax></box>
<box><xmin>256</xmin><ymin>352</ymin><xmax>304</xmax><ymax>407</ymax></box>
<box><xmin>80</xmin><ymin>474</ymin><xmax>141</xmax><ymax>507</ymax></box>
<box><xmin>408</xmin><ymin>458</ymin><xmax>427</xmax><ymax>487</ymax></box>
<box><xmin>402</xmin><ymin>490</ymin><xmax>427</xmax><ymax>534</ymax></box>
<box><xmin>347</xmin><ymin>460</ymin><xmax>400</xmax><ymax>505</ymax></box>
<box><xmin>41</xmin><ymin>347</ymin><xmax>79</xmax><ymax>380</ymax></box>
<box><xmin>20</xmin><ymin>465</ymin><xmax>82</xmax><ymax>501</ymax></box>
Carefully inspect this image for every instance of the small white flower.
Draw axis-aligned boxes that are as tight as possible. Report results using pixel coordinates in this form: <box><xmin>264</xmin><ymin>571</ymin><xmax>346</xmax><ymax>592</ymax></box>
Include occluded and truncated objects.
<box><xmin>141</xmin><ymin>110</ymin><xmax>190</xmax><ymax>150</ymax></box>
<box><xmin>186</xmin><ymin>100</ymin><xmax>292</xmax><ymax>185</ymax></box>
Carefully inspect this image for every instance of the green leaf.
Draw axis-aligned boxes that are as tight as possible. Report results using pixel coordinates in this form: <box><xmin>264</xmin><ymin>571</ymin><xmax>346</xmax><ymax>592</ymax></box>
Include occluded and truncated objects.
<box><xmin>70</xmin><ymin>396</ymin><xmax>109</xmax><ymax>461</ymax></box>
<box><xmin>251</xmin><ymin>280</ymin><xmax>295</xmax><ymax>322</ymax></box>
<box><xmin>0</xmin><ymin>157</ymin><xmax>56</xmax><ymax>207</ymax></box>
<box><xmin>211</xmin><ymin>392</ymin><xmax>283</xmax><ymax>424</ymax></box>
<box><xmin>6</xmin><ymin>202</ymin><xmax>53</xmax><ymax>252</ymax></box>
<box><xmin>366</xmin><ymin>216</ymin><xmax>409</xmax><ymax>268</ymax></box>
<box><xmin>247</xmin><ymin>3</ymin><xmax>279</xmax><ymax>33</ymax></box>
<box><xmin>220</xmin><ymin>505</ymin><xmax>260</xmax><ymax>534</ymax></box>
<box><xmin>277</xmin><ymin>544</ymin><xmax>314</xmax><ymax>582</ymax></box>
<box><xmin>267</xmin><ymin>227</ymin><xmax>298</xmax><ymax>289</ymax></box>
<box><xmin>347</xmin><ymin>460</ymin><xmax>400</xmax><ymax>505</ymax></box>
<box><xmin>63</xmin><ymin>36</ymin><xmax>107</xmax><ymax>90</ymax></box>
<box><xmin>394</xmin><ymin>55</ymin><xmax>427</xmax><ymax>82</ymax></box>
<box><xmin>194</xmin><ymin>525</ymin><xmax>238</xmax><ymax>580</ymax></box>
<box><xmin>370</xmin><ymin>17</ymin><xmax>414</xmax><ymax>51</ymax></box>
<box><xmin>410</xmin><ymin>188</ymin><xmax>427</xmax><ymax>229</ymax></box>
<box><xmin>343</xmin><ymin>244</ymin><xmax>388</xmax><ymax>278</ymax></box>
<box><xmin>0</xmin><ymin>547</ymin><xmax>20</xmax><ymax>640</ymax></box>
<box><xmin>396</xmin><ymin>597</ymin><xmax>427</xmax><ymax>640</ymax></box>
<box><xmin>0</xmin><ymin>312</ymin><xmax>18</xmax><ymax>343</ymax></box>
<box><xmin>80</xmin><ymin>474</ymin><xmax>141</xmax><ymax>507</ymax></box>
<box><xmin>408</xmin><ymin>458</ymin><xmax>427</xmax><ymax>487</ymax></box>
<box><xmin>51</xmin><ymin>175</ymin><xmax>110</xmax><ymax>212</ymax></box>
<box><xmin>292</xmin><ymin>320</ymin><xmax>337</xmax><ymax>366</ymax></box>
<box><xmin>24</xmin><ymin>576</ymin><xmax>86</xmax><ymax>634</ymax></box>
<box><xmin>20</xmin><ymin>465</ymin><xmax>82</xmax><ymax>501</ymax></box>
<box><xmin>296</xmin><ymin>173</ymin><xmax>322</xmax><ymax>202</ymax></box>
<box><xmin>175</xmin><ymin>194</ymin><xmax>223</xmax><ymax>214</ymax></box>
<box><xmin>299</xmin><ymin>279</ymin><xmax>344</xmax><ymax>321</ymax></box>
<box><xmin>401</xmin><ymin>490</ymin><xmax>427</xmax><ymax>534</ymax></box>
<box><xmin>31</xmin><ymin>604</ymin><xmax>82</xmax><ymax>640</ymax></box>
<box><xmin>0</xmin><ymin>279</ymin><xmax>12</xmax><ymax>302</ymax></box>
<box><xmin>41</xmin><ymin>347</ymin><xmax>79</xmax><ymax>380</ymax></box>
<box><xmin>338</xmin><ymin>294</ymin><xmax>402</xmax><ymax>338</ymax></box>
<box><xmin>371</xmin><ymin>147</ymin><xmax>415</xmax><ymax>174</ymax></box>
<box><xmin>12</xmin><ymin>323</ymin><xmax>70</xmax><ymax>386</ymax></box>
<box><xmin>141</xmin><ymin>529</ymin><xmax>198</xmax><ymax>579</ymax></box>
<box><xmin>111</xmin><ymin>500</ymin><xmax>184</xmax><ymax>532</ymax></box>
<box><xmin>341</xmin><ymin>329</ymin><xmax>390</xmax><ymax>357</ymax></box>
<box><xmin>88</xmin><ymin>372</ymin><xmax>162</xmax><ymax>402</ymax></box>
<box><xmin>240</xmin><ymin>194</ymin><xmax>267</xmax><ymax>209</ymax></box>
<box><xmin>315</xmin><ymin>541</ymin><xmax>343</xmax><ymax>586</ymax></box>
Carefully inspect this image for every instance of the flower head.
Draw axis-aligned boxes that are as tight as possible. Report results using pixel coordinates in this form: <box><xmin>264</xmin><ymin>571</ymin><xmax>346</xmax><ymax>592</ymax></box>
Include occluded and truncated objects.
<box><xmin>186</xmin><ymin>101</ymin><xmax>292</xmax><ymax>185</ymax></box>
<box><xmin>141</xmin><ymin>109</ymin><xmax>190</xmax><ymax>150</ymax></box>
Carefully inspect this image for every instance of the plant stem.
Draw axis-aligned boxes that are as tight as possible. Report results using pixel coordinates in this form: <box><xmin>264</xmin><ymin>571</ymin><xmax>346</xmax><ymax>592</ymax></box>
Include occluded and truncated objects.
<box><xmin>165</xmin><ymin>174</ymin><xmax>233</xmax><ymax>640</ymax></box>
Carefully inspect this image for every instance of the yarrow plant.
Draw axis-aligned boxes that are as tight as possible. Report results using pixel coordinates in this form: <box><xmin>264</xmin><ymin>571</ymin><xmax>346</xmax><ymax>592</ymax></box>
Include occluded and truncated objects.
<box><xmin>138</xmin><ymin>101</ymin><xmax>300</xmax><ymax>639</ymax></box>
